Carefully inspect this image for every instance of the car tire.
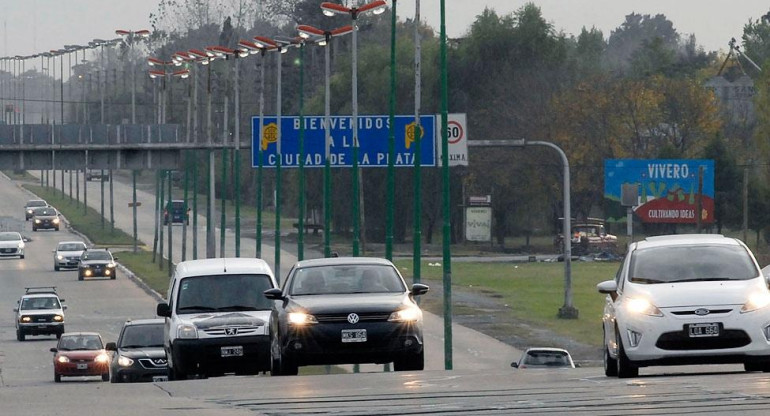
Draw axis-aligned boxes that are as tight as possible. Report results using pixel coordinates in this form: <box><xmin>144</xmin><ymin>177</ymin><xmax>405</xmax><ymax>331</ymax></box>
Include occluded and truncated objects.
<box><xmin>111</xmin><ymin>273</ymin><xmax>116</xmax><ymax>280</ymax></box>
<box><xmin>78</xmin><ymin>274</ymin><xmax>84</xmax><ymax>281</ymax></box>
<box><xmin>616</xmin><ymin>330</ymin><xmax>638</xmax><ymax>378</ymax></box>
<box><xmin>55</xmin><ymin>226</ymin><xmax>59</xmax><ymax>231</ymax></box>
<box><xmin>55</xmin><ymin>265</ymin><xmax>60</xmax><ymax>271</ymax></box>
<box><xmin>19</xmin><ymin>254</ymin><xmax>24</xmax><ymax>259</ymax></box>
<box><xmin>54</xmin><ymin>373</ymin><xmax>61</xmax><ymax>383</ymax></box>
<box><xmin>32</xmin><ymin>227</ymin><xmax>36</xmax><ymax>232</ymax></box>
<box><xmin>280</xmin><ymin>355</ymin><xmax>298</xmax><ymax>376</ymax></box>
<box><xmin>394</xmin><ymin>350</ymin><xmax>425</xmax><ymax>371</ymax></box>
<box><xmin>17</xmin><ymin>330</ymin><xmax>24</xmax><ymax>341</ymax></box>
<box><xmin>110</xmin><ymin>372</ymin><xmax>120</xmax><ymax>383</ymax></box>
<box><xmin>604</xmin><ymin>344</ymin><xmax>618</xmax><ymax>377</ymax></box>
<box><xmin>168</xmin><ymin>366</ymin><xmax>187</xmax><ymax>381</ymax></box>
<box><xmin>56</xmin><ymin>328</ymin><xmax>63</xmax><ymax>339</ymax></box>
<box><xmin>102</xmin><ymin>373</ymin><xmax>110</xmax><ymax>382</ymax></box>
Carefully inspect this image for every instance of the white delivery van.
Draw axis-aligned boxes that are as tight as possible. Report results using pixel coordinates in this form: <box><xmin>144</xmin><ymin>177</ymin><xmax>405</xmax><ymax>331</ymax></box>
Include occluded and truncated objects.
<box><xmin>156</xmin><ymin>258</ymin><xmax>277</xmax><ymax>380</ymax></box>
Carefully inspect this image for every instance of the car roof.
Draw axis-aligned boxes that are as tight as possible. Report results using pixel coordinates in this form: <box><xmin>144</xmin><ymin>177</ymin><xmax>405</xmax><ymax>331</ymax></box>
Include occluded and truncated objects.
<box><xmin>0</xmin><ymin>231</ymin><xmax>22</xmax><ymax>237</ymax></box>
<box><xmin>524</xmin><ymin>347</ymin><xmax>571</xmax><ymax>354</ymax></box>
<box><xmin>61</xmin><ymin>332</ymin><xmax>101</xmax><ymax>337</ymax></box>
<box><xmin>22</xmin><ymin>293</ymin><xmax>60</xmax><ymax>299</ymax></box>
<box><xmin>634</xmin><ymin>234</ymin><xmax>738</xmax><ymax>250</ymax></box>
<box><xmin>174</xmin><ymin>257</ymin><xmax>274</xmax><ymax>278</ymax></box>
<box><xmin>25</xmin><ymin>199</ymin><xmax>46</xmax><ymax>204</ymax></box>
<box><xmin>123</xmin><ymin>318</ymin><xmax>165</xmax><ymax>326</ymax></box>
<box><xmin>294</xmin><ymin>257</ymin><xmax>395</xmax><ymax>268</ymax></box>
<box><xmin>57</xmin><ymin>241</ymin><xmax>86</xmax><ymax>246</ymax></box>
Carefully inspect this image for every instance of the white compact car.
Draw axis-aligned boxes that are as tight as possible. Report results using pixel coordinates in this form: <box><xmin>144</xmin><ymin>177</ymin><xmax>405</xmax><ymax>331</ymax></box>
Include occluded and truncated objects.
<box><xmin>53</xmin><ymin>241</ymin><xmax>88</xmax><ymax>271</ymax></box>
<box><xmin>598</xmin><ymin>234</ymin><xmax>770</xmax><ymax>378</ymax></box>
<box><xmin>0</xmin><ymin>231</ymin><xmax>25</xmax><ymax>259</ymax></box>
<box><xmin>156</xmin><ymin>258</ymin><xmax>277</xmax><ymax>380</ymax></box>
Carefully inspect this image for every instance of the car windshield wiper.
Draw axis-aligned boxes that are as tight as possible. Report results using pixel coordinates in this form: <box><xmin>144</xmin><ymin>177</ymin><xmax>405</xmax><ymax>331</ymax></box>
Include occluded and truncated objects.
<box><xmin>673</xmin><ymin>277</ymin><xmax>734</xmax><ymax>283</ymax></box>
<box><xmin>217</xmin><ymin>305</ymin><xmax>257</xmax><ymax>311</ymax></box>
<box><xmin>119</xmin><ymin>345</ymin><xmax>147</xmax><ymax>349</ymax></box>
<box><xmin>177</xmin><ymin>305</ymin><xmax>217</xmax><ymax>312</ymax></box>
<box><xmin>630</xmin><ymin>277</ymin><xmax>667</xmax><ymax>284</ymax></box>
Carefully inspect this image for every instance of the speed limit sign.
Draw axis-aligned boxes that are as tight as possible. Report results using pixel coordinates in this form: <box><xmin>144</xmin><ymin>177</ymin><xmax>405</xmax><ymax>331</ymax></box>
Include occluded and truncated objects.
<box><xmin>436</xmin><ymin>113</ymin><xmax>468</xmax><ymax>166</ymax></box>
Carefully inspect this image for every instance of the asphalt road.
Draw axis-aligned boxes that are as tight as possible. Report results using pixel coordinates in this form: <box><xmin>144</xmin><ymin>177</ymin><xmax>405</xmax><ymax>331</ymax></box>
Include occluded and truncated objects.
<box><xmin>2</xmin><ymin>172</ymin><xmax>770</xmax><ymax>415</ymax></box>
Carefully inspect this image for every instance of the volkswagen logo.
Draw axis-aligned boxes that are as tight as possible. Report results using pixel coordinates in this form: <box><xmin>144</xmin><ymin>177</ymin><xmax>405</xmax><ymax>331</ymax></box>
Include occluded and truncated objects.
<box><xmin>694</xmin><ymin>308</ymin><xmax>710</xmax><ymax>316</ymax></box>
<box><xmin>347</xmin><ymin>313</ymin><xmax>360</xmax><ymax>324</ymax></box>
<box><xmin>225</xmin><ymin>327</ymin><xmax>238</xmax><ymax>335</ymax></box>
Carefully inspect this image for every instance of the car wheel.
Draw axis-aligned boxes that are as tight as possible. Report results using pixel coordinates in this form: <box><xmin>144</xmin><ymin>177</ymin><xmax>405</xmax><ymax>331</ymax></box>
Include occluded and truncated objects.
<box><xmin>78</xmin><ymin>274</ymin><xmax>84</xmax><ymax>281</ymax></box>
<box><xmin>32</xmin><ymin>227</ymin><xmax>36</xmax><ymax>232</ymax></box>
<box><xmin>56</xmin><ymin>328</ymin><xmax>63</xmax><ymax>339</ymax></box>
<box><xmin>102</xmin><ymin>373</ymin><xmax>110</xmax><ymax>382</ymax></box>
<box><xmin>54</xmin><ymin>373</ymin><xmax>61</xmax><ymax>383</ymax></box>
<box><xmin>19</xmin><ymin>254</ymin><xmax>24</xmax><ymax>259</ymax></box>
<box><xmin>110</xmin><ymin>372</ymin><xmax>120</xmax><ymax>383</ymax></box>
<box><xmin>17</xmin><ymin>330</ymin><xmax>24</xmax><ymax>341</ymax></box>
<box><xmin>55</xmin><ymin>265</ymin><xmax>60</xmax><ymax>271</ymax></box>
<box><xmin>616</xmin><ymin>329</ymin><xmax>638</xmax><ymax>378</ymax></box>
<box><xmin>280</xmin><ymin>354</ymin><xmax>298</xmax><ymax>376</ymax></box>
<box><xmin>394</xmin><ymin>350</ymin><xmax>425</xmax><ymax>371</ymax></box>
<box><xmin>55</xmin><ymin>226</ymin><xmax>59</xmax><ymax>231</ymax></box>
<box><xmin>111</xmin><ymin>273</ymin><xmax>116</xmax><ymax>280</ymax></box>
<box><xmin>604</xmin><ymin>344</ymin><xmax>618</xmax><ymax>377</ymax></box>
<box><xmin>168</xmin><ymin>366</ymin><xmax>187</xmax><ymax>381</ymax></box>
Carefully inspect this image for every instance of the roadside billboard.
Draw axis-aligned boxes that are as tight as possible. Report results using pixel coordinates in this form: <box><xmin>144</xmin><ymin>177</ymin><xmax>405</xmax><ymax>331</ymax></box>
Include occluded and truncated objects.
<box><xmin>251</xmin><ymin>115</ymin><xmax>436</xmax><ymax>168</ymax></box>
<box><xmin>604</xmin><ymin>159</ymin><xmax>715</xmax><ymax>224</ymax></box>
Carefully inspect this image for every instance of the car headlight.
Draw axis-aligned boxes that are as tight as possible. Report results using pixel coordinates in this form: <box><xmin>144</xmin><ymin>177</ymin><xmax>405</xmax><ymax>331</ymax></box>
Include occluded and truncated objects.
<box><xmin>27</xmin><ymin>209</ymin><xmax>32</xmax><ymax>214</ymax></box>
<box><xmin>53</xmin><ymin>218</ymin><xmax>60</xmax><ymax>224</ymax></box>
<box><xmin>117</xmin><ymin>356</ymin><xmax>134</xmax><ymax>367</ymax></box>
<box><xmin>742</xmin><ymin>292</ymin><xmax>770</xmax><ymax>313</ymax></box>
<box><xmin>34</xmin><ymin>219</ymin><xmax>41</xmax><ymax>224</ymax></box>
<box><xmin>84</xmin><ymin>269</ymin><xmax>92</xmax><ymax>276</ymax></box>
<box><xmin>177</xmin><ymin>324</ymin><xmax>198</xmax><ymax>339</ymax></box>
<box><xmin>57</xmin><ymin>255</ymin><xmax>64</xmax><ymax>260</ymax></box>
<box><xmin>107</xmin><ymin>263</ymin><xmax>116</xmax><ymax>268</ymax></box>
<box><xmin>20</xmin><ymin>316</ymin><xmax>31</xmax><ymax>323</ymax></box>
<box><xmin>53</xmin><ymin>315</ymin><xmax>63</xmax><ymax>322</ymax></box>
<box><xmin>288</xmin><ymin>312</ymin><xmax>318</xmax><ymax>326</ymax></box>
<box><xmin>388</xmin><ymin>307</ymin><xmax>421</xmax><ymax>322</ymax></box>
<box><xmin>625</xmin><ymin>298</ymin><xmax>663</xmax><ymax>317</ymax></box>
<box><xmin>94</xmin><ymin>353</ymin><xmax>110</xmax><ymax>363</ymax></box>
<box><xmin>105</xmin><ymin>269</ymin><xmax>111</xmax><ymax>276</ymax></box>
<box><xmin>57</xmin><ymin>355</ymin><xmax>70</xmax><ymax>363</ymax></box>
<box><xmin>18</xmin><ymin>242</ymin><xmax>24</xmax><ymax>249</ymax></box>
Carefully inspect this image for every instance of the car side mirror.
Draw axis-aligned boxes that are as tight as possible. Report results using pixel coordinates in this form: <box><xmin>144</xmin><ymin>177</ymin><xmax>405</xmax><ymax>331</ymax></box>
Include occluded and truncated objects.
<box><xmin>575</xmin><ymin>363</ymin><xmax>581</xmax><ymax>368</ymax></box>
<box><xmin>105</xmin><ymin>342</ymin><xmax>117</xmax><ymax>351</ymax></box>
<box><xmin>13</xmin><ymin>308</ymin><xmax>18</xmax><ymax>312</ymax></box>
<box><xmin>510</xmin><ymin>362</ymin><xmax>519</xmax><ymax>368</ymax></box>
<box><xmin>597</xmin><ymin>280</ymin><xmax>618</xmax><ymax>302</ymax></box>
<box><xmin>411</xmin><ymin>284</ymin><xmax>429</xmax><ymax>296</ymax></box>
<box><xmin>264</xmin><ymin>288</ymin><xmax>284</xmax><ymax>300</ymax></box>
<box><xmin>156</xmin><ymin>303</ymin><xmax>171</xmax><ymax>317</ymax></box>
<box><xmin>52</xmin><ymin>250</ymin><xmax>56</xmax><ymax>253</ymax></box>
<box><xmin>62</xmin><ymin>305</ymin><xmax>67</xmax><ymax>310</ymax></box>
<box><xmin>113</xmin><ymin>257</ymin><xmax>119</xmax><ymax>261</ymax></box>
<box><xmin>50</xmin><ymin>347</ymin><xmax>58</xmax><ymax>353</ymax></box>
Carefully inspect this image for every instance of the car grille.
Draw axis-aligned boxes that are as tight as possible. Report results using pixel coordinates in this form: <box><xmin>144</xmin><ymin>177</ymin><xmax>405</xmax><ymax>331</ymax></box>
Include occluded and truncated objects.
<box><xmin>0</xmin><ymin>247</ymin><xmax>18</xmax><ymax>254</ymax></box>
<box><xmin>670</xmin><ymin>309</ymin><xmax>733</xmax><ymax>316</ymax></box>
<box><xmin>315</xmin><ymin>312</ymin><xmax>391</xmax><ymax>323</ymax></box>
<box><xmin>29</xmin><ymin>314</ymin><xmax>57</xmax><ymax>323</ymax></box>
<box><xmin>655</xmin><ymin>330</ymin><xmax>751</xmax><ymax>350</ymax></box>
<box><xmin>201</xmin><ymin>326</ymin><xmax>262</xmax><ymax>336</ymax></box>
<box><xmin>138</xmin><ymin>358</ymin><xmax>168</xmax><ymax>369</ymax></box>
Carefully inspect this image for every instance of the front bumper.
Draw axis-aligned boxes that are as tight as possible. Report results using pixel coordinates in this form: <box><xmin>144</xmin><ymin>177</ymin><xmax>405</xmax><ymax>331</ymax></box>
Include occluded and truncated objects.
<box><xmin>171</xmin><ymin>335</ymin><xmax>271</xmax><ymax>375</ymax></box>
<box><xmin>55</xmin><ymin>360</ymin><xmax>109</xmax><ymax>376</ymax></box>
<box><xmin>282</xmin><ymin>321</ymin><xmax>424</xmax><ymax>366</ymax></box>
<box><xmin>80</xmin><ymin>266</ymin><xmax>116</xmax><ymax>278</ymax></box>
<box><xmin>112</xmin><ymin>363</ymin><xmax>168</xmax><ymax>383</ymax></box>
<box><xmin>55</xmin><ymin>258</ymin><xmax>80</xmax><ymax>268</ymax></box>
<box><xmin>19</xmin><ymin>322</ymin><xmax>64</xmax><ymax>335</ymax></box>
<box><xmin>0</xmin><ymin>247</ymin><xmax>23</xmax><ymax>256</ymax></box>
<box><xmin>617</xmin><ymin>304</ymin><xmax>770</xmax><ymax>365</ymax></box>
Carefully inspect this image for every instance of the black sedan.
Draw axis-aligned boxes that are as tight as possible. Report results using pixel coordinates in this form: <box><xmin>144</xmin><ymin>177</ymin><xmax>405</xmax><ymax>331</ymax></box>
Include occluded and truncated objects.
<box><xmin>31</xmin><ymin>206</ymin><xmax>61</xmax><ymax>231</ymax></box>
<box><xmin>78</xmin><ymin>249</ymin><xmax>118</xmax><ymax>281</ymax></box>
<box><xmin>106</xmin><ymin>318</ymin><xmax>168</xmax><ymax>383</ymax></box>
<box><xmin>265</xmin><ymin>257</ymin><xmax>429</xmax><ymax>375</ymax></box>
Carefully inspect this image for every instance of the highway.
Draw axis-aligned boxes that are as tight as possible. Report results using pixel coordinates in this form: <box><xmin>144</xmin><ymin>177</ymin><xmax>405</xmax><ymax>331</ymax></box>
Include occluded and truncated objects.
<box><xmin>2</xmin><ymin>171</ymin><xmax>770</xmax><ymax>415</ymax></box>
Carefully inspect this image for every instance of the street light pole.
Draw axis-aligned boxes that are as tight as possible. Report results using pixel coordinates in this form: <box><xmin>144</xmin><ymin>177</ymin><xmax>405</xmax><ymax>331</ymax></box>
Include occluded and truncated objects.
<box><xmin>386</xmin><ymin>0</ymin><xmax>397</xmax><ymax>261</ymax></box>
<box><xmin>322</xmin><ymin>0</ymin><xmax>386</xmax><ymax>257</ymax></box>
<box><xmin>439</xmin><ymin>0</ymin><xmax>453</xmax><ymax>371</ymax></box>
<box><xmin>298</xmin><ymin>24</ymin><xmax>354</xmax><ymax>259</ymax></box>
<box><xmin>413</xmin><ymin>0</ymin><xmax>423</xmax><ymax>284</ymax></box>
<box><xmin>116</xmin><ymin>29</ymin><xmax>150</xmax><ymax>124</ymax></box>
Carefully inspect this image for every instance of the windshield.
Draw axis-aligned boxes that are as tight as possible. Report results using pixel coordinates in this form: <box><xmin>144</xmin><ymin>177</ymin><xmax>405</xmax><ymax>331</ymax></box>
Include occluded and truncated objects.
<box><xmin>289</xmin><ymin>264</ymin><xmax>406</xmax><ymax>295</ymax></box>
<box><xmin>119</xmin><ymin>324</ymin><xmax>165</xmax><ymax>348</ymax></box>
<box><xmin>81</xmin><ymin>251</ymin><xmax>112</xmax><ymax>261</ymax></box>
<box><xmin>26</xmin><ymin>200</ymin><xmax>46</xmax><ymax>208</ymax></box>
<box><xmin>33</xmin><ymin>208</ymin><xmax>56</xmax><ymax>216</ymax></box>
<box><xmin>58</xmin><ymin>334</ymin><xmax>102</xmax><ymax>351</ymax></box>
<box><xmin>522</xmin><ymin>350</ymin><xmax>572</xmax><ymax>367</ymax></box>
<box><xmin>630</xmin><ymin>244</ymin><xmax>759</xmax><ymax>283</ymax></box>
<box><xmin>0</xmin><ymin>233</ymin><xmax>21</xmax><ymax>242</ymax></box>
<box><xmin>21</xmin><ymin>296</ymin><xmax>60</xmax><ymax>310</ymax></box>
<box><xmin>176</xmin><ymin>274</ymin><xmax>274</xmax><ymax>313</ymax></box>
<box><xmin>58</xmin><ymin>243</ymin><xmax>87</xmax><ymax>252</ymax></box>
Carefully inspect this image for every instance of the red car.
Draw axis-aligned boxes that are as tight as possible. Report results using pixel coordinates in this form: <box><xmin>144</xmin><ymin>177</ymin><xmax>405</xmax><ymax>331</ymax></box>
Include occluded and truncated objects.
<box><xmin>50</xmin><ymin>332</ymin><xmax>110</xmax><ymax>382</ymax></box>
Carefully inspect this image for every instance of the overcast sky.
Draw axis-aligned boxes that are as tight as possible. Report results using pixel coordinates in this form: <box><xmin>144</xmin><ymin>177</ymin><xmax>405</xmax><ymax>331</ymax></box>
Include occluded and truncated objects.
<box><xmin>3</xmin><ymin>0</ymin><xmax>769</xmax><ymax>68</ymax></box>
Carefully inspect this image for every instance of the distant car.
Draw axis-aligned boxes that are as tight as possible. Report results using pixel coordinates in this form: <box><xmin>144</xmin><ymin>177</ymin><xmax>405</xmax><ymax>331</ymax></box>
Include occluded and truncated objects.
<box><xmin>511</xmin><ymin>347</ymin><xmax>575</xmax><ymax>369</ymax></box>
<box><xmin>0</xmin><ymin>231</ymin><xmax>25</xmax><ymax>259</ymax></box>
<box><xmin>50</xmin><ymin>332</ymin><xmax>110</xmax><ymax>382</ymax></box>
<box><xmin>156</xmin><ymin>258</ymin><xmax>277</xmax><ymax>380</ymax></box>
<box><xmin>78</xmin><ymin>249</ymin><xmax>118</xmax><ymax>281</ymax></box>
<box><xmin>265</xmin><ymin>257</ymin><xmax>429</xmax><ymax>376</ymax></box>
<box><xmin>106</xmin><ymin>318</ymin><xmax>168</xmax><ymax>383</ymax></box>
<box><xmin>53</xmin><ymin>241</ymin><xmax>88</xmax><ymax>271</ymax></box>
<box><xmin>163</xmin><ymin>200</ymin><xmax>189</xmax><ymax>225</ymax></box>
<box><xmin>598</xmin><ymin>234</ymin><xmax>770</xmax><ymax>378</ymax></box>
<box><xmin>554</xmin><ymin>219</ymin><xmax>617</xmax><ymax>255</ymax></box>
<box><xmin>24</xmin><ymin>199</ymin><xmax>48</xmax><ymax>220</ymax></box>
<box><xmin>31</xmin><ymin>206</ymin><xmax>61</xmax><ymax>231</ymax></box>
<box><xmin>86</xmin><ymin>169</ymin><xmax>109</xmax><ymax>181</ymax></box>
<box><xmin>14</xmin><ymin>286</ymin><xmax>66</xmax><ymax>341</ymax></box>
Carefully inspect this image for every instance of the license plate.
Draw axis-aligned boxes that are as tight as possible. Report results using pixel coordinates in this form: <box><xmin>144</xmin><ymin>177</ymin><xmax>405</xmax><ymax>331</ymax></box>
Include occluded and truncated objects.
<box><xmin>221</xmin><ymin>346</ymin><xmax>243</xmax><ymax>357</ymax></box>
<box><xmin>77</xmin><ymin>363</ymin><xmax>88</xmax><ymax>370</ymax></box>
<box><xmin>687</xmin><ymin>323</ymin><xmax>721</xmax><ymax>337</ymax></box>
<box><xmin>341</xmin><ymin>329</ymin><xmax>367</xmax><ymax>343</ymax></box>
<box><xmin>152</xmin><ymin>375</ymin><xmax>168</xmax><ymax>382</ymax></box>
